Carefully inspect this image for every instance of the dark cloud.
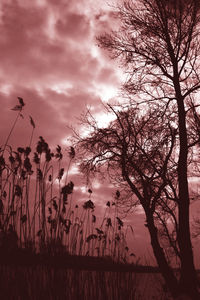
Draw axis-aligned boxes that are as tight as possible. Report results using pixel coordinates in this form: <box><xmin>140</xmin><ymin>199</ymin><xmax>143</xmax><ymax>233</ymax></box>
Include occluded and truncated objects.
<box><xmin>56</xmin><ymin>13</ymin><xmax>90</xmax><ymax>40</ymax></box>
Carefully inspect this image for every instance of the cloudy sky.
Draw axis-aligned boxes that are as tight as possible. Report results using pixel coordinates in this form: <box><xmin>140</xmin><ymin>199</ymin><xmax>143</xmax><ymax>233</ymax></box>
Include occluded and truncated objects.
<box><xmin>0</xmin><ymin>0</ymin><xmax>122</xmax><ymax>146</ymax></box>
<box><xmin>1</xmin><ymin>0</ymin><xmax>200</xmax><ymax>266</ymax></box>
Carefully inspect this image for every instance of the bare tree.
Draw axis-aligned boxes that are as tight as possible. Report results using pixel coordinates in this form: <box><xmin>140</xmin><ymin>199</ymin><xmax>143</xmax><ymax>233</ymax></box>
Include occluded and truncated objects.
<box><xmin>78</xmin><ymin>0</ymin><xmax>200</xmax><ymax>298</ymax></box>
<box><xmin>97</xmin><ymin>1</ymin><xmax>200</xmax><ymax>298</ymax></box>
<box><xmin>76</xmin><ymin>104</ymin><xmax>182</xmax><ymax>295</ymax></box>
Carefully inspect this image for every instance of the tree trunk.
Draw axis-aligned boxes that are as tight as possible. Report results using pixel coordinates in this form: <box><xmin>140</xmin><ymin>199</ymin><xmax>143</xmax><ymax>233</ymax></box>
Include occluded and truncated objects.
<box><xmin>146</xmin><ymin>213</ymin><xmax>179</xmax><ymax>298</ymax></box>
<box><xmin>176</xmin><ymin>91</ymin><xmax>199</xmax><ymax>299</ymax></box>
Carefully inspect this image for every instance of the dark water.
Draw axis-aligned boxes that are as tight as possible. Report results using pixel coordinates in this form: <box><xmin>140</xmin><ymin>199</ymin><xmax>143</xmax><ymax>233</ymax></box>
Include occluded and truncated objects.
<box><xmin>0</xmin><ymin>265</ymin><xmax>171</xmax><ymax>300</ymax></box>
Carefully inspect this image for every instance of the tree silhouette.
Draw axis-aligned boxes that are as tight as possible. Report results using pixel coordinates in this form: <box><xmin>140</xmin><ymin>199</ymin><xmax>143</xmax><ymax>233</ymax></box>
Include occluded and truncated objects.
<box><xmin>77</xmin><ymin>104</ymin><xmax>180</xmax><ymax>294</ymax></box>
<box><xmin>77</xmin><ymin>0</ymin><xmax>200</xmax><ymax>299</ymax></box>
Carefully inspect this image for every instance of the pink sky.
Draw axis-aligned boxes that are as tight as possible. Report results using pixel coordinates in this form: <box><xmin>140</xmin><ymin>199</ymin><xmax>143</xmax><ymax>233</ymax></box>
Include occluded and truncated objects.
<box><xmin>0</xmin><ymin>0</ymin><xmax>121</xmax><ymax>145</ymax></box>
<box><xmin>1</xmin><ymin>0</ymin><xmax>200</xmax><ymax>266</ymax></box>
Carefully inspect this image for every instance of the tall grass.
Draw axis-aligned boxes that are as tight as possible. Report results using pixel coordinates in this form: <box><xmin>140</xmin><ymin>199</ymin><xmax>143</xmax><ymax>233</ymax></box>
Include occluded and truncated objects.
<box><xmin>0</xmin><ymin>98</ymin><xmax>134</xmax><ymax>263</ymax></box>
<box><xmin>0</xmin><ymin>98</ymin><xmax>174</xmax><ymax>300</ymax></box>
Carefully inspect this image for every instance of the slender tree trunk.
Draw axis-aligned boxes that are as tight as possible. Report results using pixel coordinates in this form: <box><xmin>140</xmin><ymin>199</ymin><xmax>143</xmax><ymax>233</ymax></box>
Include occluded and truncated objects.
<box><xmin>146</xmin><ymin>213</ymin><xmax>179</xmax><ymax>298</ymax></box>
<box><xmin>176</xmin><ymin>90</ymin><xmax>199</xmax><ymax>298</ymax></box>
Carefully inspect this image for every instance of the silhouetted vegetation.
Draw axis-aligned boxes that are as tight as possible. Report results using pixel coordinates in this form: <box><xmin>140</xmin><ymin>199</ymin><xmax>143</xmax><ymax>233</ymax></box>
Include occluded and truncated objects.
<box><xmin>76</xmin><ymin>0</ymin><xmax>200</xmax><ymax>299</ymax></box>
<box><xmin>0</xmin><ymin>98</ymin><xmax>164</xmax><ymax>299</ymax></box>
<box><xmin>0</xmin><ymin>98</ymin><xmax>135</xmax><ymax>267</ymax></box>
